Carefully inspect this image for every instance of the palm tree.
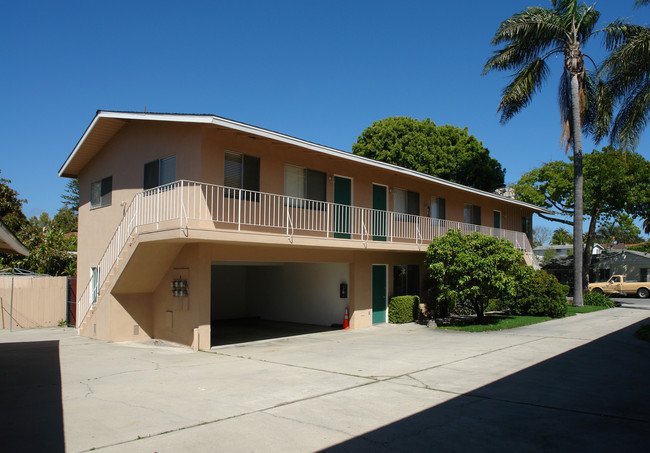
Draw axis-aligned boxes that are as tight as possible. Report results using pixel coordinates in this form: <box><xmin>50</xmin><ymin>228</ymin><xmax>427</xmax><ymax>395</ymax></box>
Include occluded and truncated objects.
<box><xmin>595</xmin><ymin>14</ymin><xmax>650</xmax><ymax>149</ymax></box>
<box><xmin>482</xmin><ymin>0</ymin><xmax>605</xmax><ymax>305</ymax></box>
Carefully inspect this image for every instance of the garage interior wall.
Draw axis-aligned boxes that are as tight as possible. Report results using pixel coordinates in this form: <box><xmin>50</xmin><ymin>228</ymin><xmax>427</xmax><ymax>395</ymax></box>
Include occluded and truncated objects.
<box><xmin>211</xmin><ymin>262</ymin><xmax>349</xmax><ymax>326</ymax></box>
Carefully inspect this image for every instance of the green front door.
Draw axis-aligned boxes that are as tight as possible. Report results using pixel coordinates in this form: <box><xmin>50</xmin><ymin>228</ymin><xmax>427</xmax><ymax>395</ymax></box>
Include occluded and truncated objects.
<box><xmin>372</xmin><ymin>184</ymin><xmax>387</xmax><ymax>241</ymax></box>
<box><xmin>334</xmin><ymin>176</ymin><xmax>352</xmax><ymax>239</ymax></box>
<box><xmin>372</xmin><ymin>265</ymin><xmax>387</xmax><ymax>324</ymax></box>
<box><xmin>493</xmin><ymin>211</ymin><xmax>501</xmax><ymax>229</ymax></box>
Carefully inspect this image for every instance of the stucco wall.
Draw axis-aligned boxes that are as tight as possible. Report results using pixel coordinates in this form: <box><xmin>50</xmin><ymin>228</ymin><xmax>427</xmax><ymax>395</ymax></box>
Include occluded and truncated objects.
<box><xmin>0</xmin><ymin>276</ymin><xmax>67</xmax><ymax>329</ymax></box>
<box><xmin>72</xmin><ymin>117</ymin><xmax>539</xmax><ymax>347</ymax></box>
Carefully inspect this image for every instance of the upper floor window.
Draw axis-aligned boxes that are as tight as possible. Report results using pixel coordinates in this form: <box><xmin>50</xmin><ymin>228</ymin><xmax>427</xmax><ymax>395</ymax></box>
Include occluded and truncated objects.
<box><xmin>144</xmin><ymin>155</ymin><xmax>176</xmax><ymax>190</ymax></box>
<box><xmin>393</xmin><ymin>188</ymin><xmax>419</xmax><ymax>216</ymax></box>
<box><xmin>522</xmin><ymin>216</ymin><xmax>532</xmax><ymax>239</ymax></box>
<box><xmin>90</xmin><ymin>176</ymin><xmax>112</xmax><ymax>209</ymax></box>
<box><xmin>224</xmin><ymin>151</ymin><xmax>260</xmax><ymax>191</ymax></box>
<box><xmin>284</xmin><ymin>165</ymin><xmax>326</xmax><ymax>202</ymax></box>
<box><xmin>464</xmin><ymin>204</ymin><xmax>481</xmax><ymax>225</ymax></box>
<box><xmin>430</xmin><ymin>196</ymin><xmax>446</xmax><ymax>220</ymax></box>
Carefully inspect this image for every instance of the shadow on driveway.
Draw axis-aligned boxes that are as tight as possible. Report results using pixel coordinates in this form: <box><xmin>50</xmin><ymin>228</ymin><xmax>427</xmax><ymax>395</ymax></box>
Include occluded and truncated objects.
<box><xmin>323</xmin><ymin>320</ymin><xmax>650</xmax><ymax>452</ymax></box>
<box><xmin>211</xmin><ymin>318</ymin><xmax>337</xmax><ymax>347</ymax></box>
<box><xmin>0</xmin><ymin>340</ymin><xmax>65</xmax><ymax>452</ymax></box>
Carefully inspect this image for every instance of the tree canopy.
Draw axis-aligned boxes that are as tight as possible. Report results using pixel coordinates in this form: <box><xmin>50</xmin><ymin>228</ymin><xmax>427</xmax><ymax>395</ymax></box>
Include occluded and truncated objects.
<box><xmin>595</xmin><ymin>213</ymin><xmax>645</xmax><ymax>246</ymax></box>
<box><xmin>352</xmin><ymin>117</ymin><xmax>505</xmax><ymax>192</ymax></box>
<box><xmin>0</xmin><ymin>171</ymin><xmax>77</xmax><ymax>276</ymax></box>
<box><xmin>551</xmin><ymin>228</ymin><xmax>573</xmax><ymax>245</ymax></box>
<box><xmin>514</xmin><ymin>147</ymin><xmax>650</xmax><ymax>281</ymax></box>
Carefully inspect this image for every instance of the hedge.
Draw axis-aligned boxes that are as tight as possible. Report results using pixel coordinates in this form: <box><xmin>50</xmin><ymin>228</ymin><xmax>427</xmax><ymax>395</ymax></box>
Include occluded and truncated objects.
<box><xmin>388</xmin><ymin>295</ymin><xmax>420</xmax><ymax>323</ymax></box>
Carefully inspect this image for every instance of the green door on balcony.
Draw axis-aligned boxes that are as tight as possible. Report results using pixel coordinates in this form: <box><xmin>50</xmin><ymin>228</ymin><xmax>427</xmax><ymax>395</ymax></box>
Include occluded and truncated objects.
<box><xmin>334</xmin><ymin>176</ymin><xmax>351</xmax><ymax>239</ymax></box>
<box><xmin>372</xmin><ymin>264</ymin><xmax>387</xmax><ymax>324</ymax></box>
<box><xmin>372</xmin><ymin>184</ymin><xmax>387</xmax><ymax>241</ymax></box>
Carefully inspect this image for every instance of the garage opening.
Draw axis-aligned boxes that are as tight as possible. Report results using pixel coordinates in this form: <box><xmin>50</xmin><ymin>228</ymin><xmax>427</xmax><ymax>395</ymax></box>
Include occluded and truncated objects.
<box><xmin>210</xmin><ymin>262</ymin><xmax>349</xmax><ymax>346</ymax></box>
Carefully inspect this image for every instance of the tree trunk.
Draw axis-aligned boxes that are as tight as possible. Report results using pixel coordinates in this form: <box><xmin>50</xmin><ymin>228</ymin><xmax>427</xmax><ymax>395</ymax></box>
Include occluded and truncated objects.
<box><xmin>570</xmin><ymin>72</ymin><xmax>584</xmax><ymax>307</ymax></box>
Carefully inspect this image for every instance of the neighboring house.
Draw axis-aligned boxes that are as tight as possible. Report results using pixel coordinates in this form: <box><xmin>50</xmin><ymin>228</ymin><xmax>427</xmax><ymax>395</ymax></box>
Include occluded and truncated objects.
<box><xmin>534</xmin><ymin>243</ymin><xmax>605</xmax><ymax>262</ymax></box>
<box><xmin>543</xmin><ymin>250</ymin><xmax>650</xmax><ymax>288</ymax></box>
<box><xmin>59</xmin><ymin>111</ymin><xmax>550</xmax><ymax>349</ymax></box>
<box><xmin>534</xmin><ymin>244</ymin><xmax>573</xmax><ymax>262</ymax></box>
<box><xmin>0</xmin><ymin>220</ymin><xmax>29</xmax><ymax>256</ymax></box>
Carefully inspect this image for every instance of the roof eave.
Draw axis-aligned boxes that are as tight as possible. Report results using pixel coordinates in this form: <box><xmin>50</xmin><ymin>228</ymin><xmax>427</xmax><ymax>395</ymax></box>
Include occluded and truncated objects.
<box><xmin>60</xmin><ymin>111</ymin><xmax>554</xmax><ymax>215</ymax></box>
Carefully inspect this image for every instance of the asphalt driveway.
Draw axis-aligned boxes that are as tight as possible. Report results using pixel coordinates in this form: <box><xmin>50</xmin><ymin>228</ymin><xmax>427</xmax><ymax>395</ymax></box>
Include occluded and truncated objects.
<box><xmin>1</xmin><ymin>301</ymin><xmax>649</xmax><ymax>452</ymax></box>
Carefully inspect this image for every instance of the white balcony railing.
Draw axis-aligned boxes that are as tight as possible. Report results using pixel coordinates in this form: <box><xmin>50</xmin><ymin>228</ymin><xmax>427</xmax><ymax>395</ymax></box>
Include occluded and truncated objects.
<box><xmin>76</xmin><ymin>180</ymin><xmax>536</xmax><ymax>328</ymax></box>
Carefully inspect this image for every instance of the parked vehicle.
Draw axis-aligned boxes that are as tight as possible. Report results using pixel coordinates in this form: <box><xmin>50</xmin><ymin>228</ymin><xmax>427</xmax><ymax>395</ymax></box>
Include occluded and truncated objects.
<box><xmin>588</xmin><ymin>275</ymin><xmax>649</xmax><ymax>298</ymax></box>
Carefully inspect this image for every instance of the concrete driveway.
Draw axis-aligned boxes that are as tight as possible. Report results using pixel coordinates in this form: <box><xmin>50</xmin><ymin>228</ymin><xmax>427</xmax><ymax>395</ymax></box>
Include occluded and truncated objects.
<box><xmin>1</xmin><ymin>302</ymin><xmax>649</xmax><ymax>452</ymax></box>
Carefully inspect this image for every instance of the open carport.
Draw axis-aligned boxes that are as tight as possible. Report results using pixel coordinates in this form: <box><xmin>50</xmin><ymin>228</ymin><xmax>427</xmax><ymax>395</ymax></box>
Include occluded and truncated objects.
<box><xmin>210</xmin><ymin>261</ymin><xmax>349</xmax><ymax>346</ymax></box>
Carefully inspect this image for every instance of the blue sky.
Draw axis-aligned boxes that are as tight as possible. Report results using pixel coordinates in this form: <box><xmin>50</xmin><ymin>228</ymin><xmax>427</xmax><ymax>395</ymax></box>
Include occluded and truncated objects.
<box><xmin>1</xmin><ymin>1</ymin><xmax>648</xmax><ymax>234</ymax></box>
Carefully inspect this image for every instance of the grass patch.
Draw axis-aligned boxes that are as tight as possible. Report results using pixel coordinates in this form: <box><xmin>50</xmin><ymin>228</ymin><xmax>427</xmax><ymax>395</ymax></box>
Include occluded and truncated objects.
<box><xmin>438</xmin><ymin>303</ymin><xmax>614</xmax><ymax>332</ymax></box>
<box><xmin>566</xmin><ymin>305</ymin><xmax>610</xmax><ymax>316</ymax></box>
<box><xmin>438</xmin><ymin>314</ymin><xmax>551</xmax><ymax>332</ymax></box>
<box><xmin>634</xmin><ymin>325</ymin><xmax>650</xmax><ymax>342</ymax></box>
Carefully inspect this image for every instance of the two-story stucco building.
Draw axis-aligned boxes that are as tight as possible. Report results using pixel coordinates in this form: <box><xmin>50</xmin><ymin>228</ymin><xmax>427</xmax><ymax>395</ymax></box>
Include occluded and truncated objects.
<box><xmin>60</xmin><ymin>111</ymin><xmax>549</xmax><ymax>350</ymax></box>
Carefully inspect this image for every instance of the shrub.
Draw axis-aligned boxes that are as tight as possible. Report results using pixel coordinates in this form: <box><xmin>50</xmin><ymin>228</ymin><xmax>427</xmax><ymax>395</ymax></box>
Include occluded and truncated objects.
<box><xmin>425</xmin><ymin>230</ymin><xmax>523</xmax><ymax>321</ymax></box>
<box><xmin>511</xmin><ymin>269</ymin><xmax>568</xmax><ymax>318</ymax></box>
<box><xmin>388</xmin><ymin>295</ymin><xmax>420</xmax><ymax>323</ymax></box>
<box><xmin>584</xmin><ymin>291</ymin><xmax>615</xmax><ymax>308</ymax></box>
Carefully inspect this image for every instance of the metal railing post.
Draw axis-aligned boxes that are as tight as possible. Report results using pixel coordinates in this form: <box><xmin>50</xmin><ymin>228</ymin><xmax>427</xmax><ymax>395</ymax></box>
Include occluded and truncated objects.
<box><xmin>179</xmin><ymin>181</ymin><xmax>184</xmax><ymax>227</ymax></box>
<box><xmin>237</xmin><ymin>189</ymin><xmax>242</xmax><ymax>231</ymax></box>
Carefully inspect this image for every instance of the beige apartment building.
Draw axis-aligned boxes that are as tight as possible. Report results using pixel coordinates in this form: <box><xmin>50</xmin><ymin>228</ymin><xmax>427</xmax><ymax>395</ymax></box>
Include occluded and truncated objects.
<box><xmin>59</xmin><ymin>111</ymin><xmax>548</xmax><ymax>350</ymax></box>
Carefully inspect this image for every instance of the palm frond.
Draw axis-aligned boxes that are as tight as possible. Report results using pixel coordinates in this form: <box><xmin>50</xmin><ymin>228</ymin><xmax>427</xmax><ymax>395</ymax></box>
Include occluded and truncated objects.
<box><xmin>581</xmin><ymin>70</ymin><xmax>599</xmax><ymax>133</ymax></box>
<box><xmin>610</xmin><ymin>78</ymin><xmax>650</xmax><ymax>149</ymax></box>
<box><xmin>635</xmin><ymin>0</ymin><xmax>650</xmax><ymax>8</ymax></box>
<box><xmin>576</xmin><ymin>4</ymin><xmax>600</xmax><ymax>42</ymax></box>
<box><xmin>591</xmin><ymin>78</ymin><xmax>615</xmax><ymax>143</ymax></box>
<box><xmin>498</xmin><ymin>58</ymin><xmax>550</xmax><ymax>123</ymax></box>
<box><xmin>603</xmin><ymin>22</ymin><xmax>647</xmax><ymax>50</ymax></box>
<box><xmin>491</xmin><ymin>7</ymin><xmax>566</xmax><ymax>48</ymax></box>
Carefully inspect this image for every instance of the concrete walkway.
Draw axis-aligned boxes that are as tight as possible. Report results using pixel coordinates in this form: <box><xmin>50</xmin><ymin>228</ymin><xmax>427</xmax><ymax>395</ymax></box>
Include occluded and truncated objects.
<box><xmin>1</xmin><ymin>301</ymin><xmax>649</xmax><ymax>452</ymax></box>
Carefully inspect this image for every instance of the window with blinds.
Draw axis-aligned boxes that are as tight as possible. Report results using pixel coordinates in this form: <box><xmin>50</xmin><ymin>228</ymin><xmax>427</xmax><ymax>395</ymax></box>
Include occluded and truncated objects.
<box><xmin>464</xmin><ymin>204</ymin><xmax>482</xmax><ymax>225</ymax></box>
<box><xmin>284</xmin><ymin>165</ymin><xmax>326</xmax><ymax>203</ymax></box>
<box><xmin>393</xmin><ymin>188</ymin><xmax>419</xmax><ymax>217</ymax></box>
<box><xmin>430</xmin><ymin>196</ymin><xmax>446</xmax><ymax>219</ymax></box>
<box><xmin>144</xmin><ymin>155</ymin><xmax>176</xmax><ymax>190</ymax></box>
<box><xmin>224</xmin><ymin>151</ymin><xmax>260</xmax><ymax>200</ymax></box>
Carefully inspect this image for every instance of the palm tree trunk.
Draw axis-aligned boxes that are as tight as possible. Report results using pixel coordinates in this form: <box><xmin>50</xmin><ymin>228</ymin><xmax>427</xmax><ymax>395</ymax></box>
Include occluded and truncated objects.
<box><xmin>570</xmin><ymin>72</ymin><xmax>584</xmax><ymax>307</ymax></box>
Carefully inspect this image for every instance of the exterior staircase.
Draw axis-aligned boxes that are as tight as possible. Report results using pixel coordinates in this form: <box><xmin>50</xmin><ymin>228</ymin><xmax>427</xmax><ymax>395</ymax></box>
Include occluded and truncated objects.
<box><xmin>77</xmin><ymin>233</ymin><xmax>139</xmax><ymax>335</ymax></box>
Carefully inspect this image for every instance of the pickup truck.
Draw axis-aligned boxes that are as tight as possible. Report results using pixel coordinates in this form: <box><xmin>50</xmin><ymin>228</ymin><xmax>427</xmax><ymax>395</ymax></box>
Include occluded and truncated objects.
<box><xmin>588</xmin><ymin>275</ymin><xmax>649</xmax><ymax>298</ymax></box>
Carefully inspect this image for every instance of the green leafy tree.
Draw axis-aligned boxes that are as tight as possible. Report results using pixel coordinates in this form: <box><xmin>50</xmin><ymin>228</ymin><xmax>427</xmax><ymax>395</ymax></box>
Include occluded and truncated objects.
<box><xmin>596</xmin><ymin>214</ymin><xmax>645</xmax><ymax>245</ymax></box>
<box><xmin>53</xmin><ymin>207</ymin><xmax>78</xmax><ymax>234</ymax></box>
<box><xmin>352</xmin><ymin>117</ymin><xmax>505</xmax><ymax>191</ymax></box>
<box><xmin>514</xmin><ymin>147</ymin><xmax>650</xmax><ymax>283</ymax></box>
<box><xmin>629</xmin><ymin>242</ymin><xmax>650</xmax><ymax>253</ymax></box>
<box><xmin>61</xmin><ymin>179</ymin><xmax>79</xmax><ymax>212</ymax></box>
<box><xmin>543</xmin><ymin>248</ymin><xmax>559</xmax><ymax>263</ymax></box>
<box><xmin>482</xmin><ymin>0</ymin><xmax>629</xmax><ymax>305</ymax></box>
<box><xmin>0</xmin><ymin>171</ymin><xmax>28</xmax><ymax>234</ymax></box>
<box><xmin>551</xmin><ymin>228</ymin><xmax>573</xmax><ymax>245</ymax></box>
<box><xmin>0</xmin><ymin>172</ymin><xmax>77</xmax><ymax>275</ymax></box>
<box><xmin>425</xmin><ymin>230</ymin><xmax>523</xmax><ymax>321</ymax></box>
